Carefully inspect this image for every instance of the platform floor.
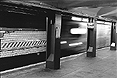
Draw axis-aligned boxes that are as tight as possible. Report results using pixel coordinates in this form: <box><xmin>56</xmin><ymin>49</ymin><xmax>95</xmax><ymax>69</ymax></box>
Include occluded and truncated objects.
<box><xmin>1</xmin><ymin>47</ymin><xmax>117</xmax><ymax>78</ymax></box>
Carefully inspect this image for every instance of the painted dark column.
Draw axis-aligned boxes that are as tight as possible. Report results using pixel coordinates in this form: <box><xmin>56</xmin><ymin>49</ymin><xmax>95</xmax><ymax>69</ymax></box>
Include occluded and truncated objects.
<box><xmin>110</xmin><ymin>22</ymin><xmax>116</xmax><ymax>50</ymax></box>
<box><xmin>87</xmin><ymin>18</ymin><xmax>97</xmax><ymax>57</ymax></box>
<box><xmin>46</xmin><ymin>14</ymin><xmax>61</xmax><ymax>69</ymax></box>
<box><xmin>0</xmin><ymin>32</ymin><xmax>2</xmax><ymax>51</ymax></box>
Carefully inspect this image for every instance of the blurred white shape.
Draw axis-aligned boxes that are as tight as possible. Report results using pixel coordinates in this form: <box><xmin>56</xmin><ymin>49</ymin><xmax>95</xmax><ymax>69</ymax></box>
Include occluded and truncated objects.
<box><xmin>82</xmin><ymin>18</ymin><xmax>88</xmax><ymax>22</ymax></box>
<box><xmin>69</xmin><ymin>42</ymin><xmax>83</xmax><ymax>46</ymax></box>
<box><xmin>70</xmin><ymin>28</ymin><xmax>87</xmax><ymax>34</ymax></box>
<box><xmin>111</xmin><ymin>43</ymin><xmax>115</xmax><ymax>47</ymax></box>
<box><xmin>71</xmin><ymin>17</ymin><xmax>82</xmax><ymax>21</ymax></box>
<box><xmin>87</xmin><ymin>22</ymin><xmax>94</xmax><ymax>26</ymax></box>
<box><xmin>61</xmin><ymin>41</ymin><xmax>67</xmax><ymax>44</ymax></box>
<box><xmin>0</xmin><ymin>31</ymin><xmax>5</xmax><ymax>33</ymax></box>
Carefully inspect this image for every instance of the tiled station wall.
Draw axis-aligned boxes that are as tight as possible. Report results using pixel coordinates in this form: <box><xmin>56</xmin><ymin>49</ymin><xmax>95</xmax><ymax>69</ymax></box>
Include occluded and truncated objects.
<box><xmin>0</xmin><ymin>24</ymin><xmax>112</xmax><ymax>58</ymax></box>
<box><xmin>0</xmin><ymin>31</ymin><xmax>46</xmax><ymax>58</ymax></box>
<box><xmin>96</xmin><ymin>24</ymin><xmax>111</xmax><ymax>48</ymax></box>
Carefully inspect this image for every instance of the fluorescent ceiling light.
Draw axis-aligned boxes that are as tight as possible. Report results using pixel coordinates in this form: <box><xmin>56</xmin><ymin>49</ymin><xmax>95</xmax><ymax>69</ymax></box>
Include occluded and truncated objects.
<box><xmin>71</xmin><ymin>17</ymin><xmax>82</xmax><ymax>21</ymax></box>
<box><xmin>69</xmin><ymin>42</ymin><xmax>83</xmax><ymax>46</ymax></box>
<box><xmin>111</xmin><ymin>43</ymin><xmax>115</xmax><ymax>47</ymax></box>
<box><xmin>60</xmin><ymin>41</ymin><xmax>67</xmax><ymax>44</ymax></box>
<box><xmin>97</xmin><ymin>21</ymin><xmax>104</xmax><ymax>24</ymax></box>
<box><xmin>104</xmin><ymin>22</ymin><xmax>112</xmax><ymax>25</ymax></box>
<box><xmin>70</xmin><ymin>28</ymin><xmax>87</xmax><ymax>34</ymax></box>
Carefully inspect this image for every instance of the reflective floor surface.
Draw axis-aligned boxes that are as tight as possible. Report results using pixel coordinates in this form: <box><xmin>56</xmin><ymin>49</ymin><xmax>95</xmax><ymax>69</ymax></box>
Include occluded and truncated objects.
<box><xmin>1</xmin><ymin>47</ymin><xmax>117</xmax><ymax>78</ymax></box>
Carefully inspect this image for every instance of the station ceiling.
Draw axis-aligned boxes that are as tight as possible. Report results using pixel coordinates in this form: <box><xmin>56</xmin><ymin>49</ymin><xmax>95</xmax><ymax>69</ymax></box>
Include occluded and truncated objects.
<box><xmin>5</xmin><ymin>0</ymin><xmax>116</xmax><ymax>9</ymax></box>
<box><xmin>2</xmin><ymin>0</ymin><xmax>117</xmax><ymax>20</ymax></box>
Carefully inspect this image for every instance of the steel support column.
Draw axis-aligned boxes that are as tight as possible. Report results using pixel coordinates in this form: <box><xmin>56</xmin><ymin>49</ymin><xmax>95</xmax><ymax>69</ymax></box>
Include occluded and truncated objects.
<box><xmin>46</xmin><ymin>14</ymin><xmax>61</xmax><ymax>69</ymax></box>
<box><xmin>87</xmin><ymin>18</ymin><xmax>97</xmax><ymax>57</ymax></box>
<box><xmin>110</xmin><ymin>22</ymin><xmax>116</xmax><ymax>50</ymax></box>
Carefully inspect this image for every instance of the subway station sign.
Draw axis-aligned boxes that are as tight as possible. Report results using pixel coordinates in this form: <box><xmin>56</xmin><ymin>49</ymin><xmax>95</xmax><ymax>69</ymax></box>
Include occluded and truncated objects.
<box><xmin>115</xmin><ymin>22</ymin><xmax>117</xmax><ymax>33</ymax></box>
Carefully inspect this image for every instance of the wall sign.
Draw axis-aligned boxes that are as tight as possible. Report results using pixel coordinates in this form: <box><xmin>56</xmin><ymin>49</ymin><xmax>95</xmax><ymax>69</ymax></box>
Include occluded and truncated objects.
<box><xmin>87</xmin><ymin>23</ymin><xmax>94</xmax><ymax>29</ymax></box>
<box><xmin>55</xmin><ymin>14</ymin><xmax>62</xmax><ymax>38</ymax></box>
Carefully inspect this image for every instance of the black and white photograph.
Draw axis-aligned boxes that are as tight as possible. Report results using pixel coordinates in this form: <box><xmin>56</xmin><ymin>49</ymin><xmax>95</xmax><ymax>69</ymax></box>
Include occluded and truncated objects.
<box><xmin>0</xmin><ymin>0</ymin><xmax>117</xmax><ymax>78</ymax></box>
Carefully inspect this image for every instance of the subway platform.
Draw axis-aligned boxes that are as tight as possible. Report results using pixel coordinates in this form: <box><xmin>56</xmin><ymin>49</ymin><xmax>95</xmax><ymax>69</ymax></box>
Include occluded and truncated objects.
<box><xmin>1</xmin><ymin>47</ymin><xmax>117</xmax><ymax>78</ymax></box>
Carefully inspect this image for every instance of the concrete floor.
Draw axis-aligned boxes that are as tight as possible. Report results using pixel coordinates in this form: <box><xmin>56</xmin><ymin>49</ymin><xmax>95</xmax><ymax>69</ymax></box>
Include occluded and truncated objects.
<box><xmin>1</xmin><ymin>47</ymin><xmax>117</xmax><ymax>78</ymax></box>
